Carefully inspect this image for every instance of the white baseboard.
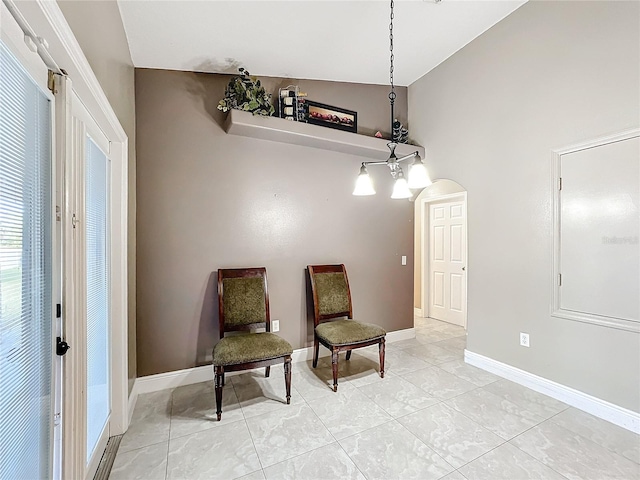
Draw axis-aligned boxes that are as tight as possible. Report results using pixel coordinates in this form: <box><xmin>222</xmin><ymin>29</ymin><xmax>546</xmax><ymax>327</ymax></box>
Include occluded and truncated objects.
<box><xmin>135</xmin><ymin>364</ymin><xmax>215</xmax><ymax>395</ymax></box>
<box><xmin>127</xmin><ymin>381</ymin><xmax>138</xmax><ymax>425</ymax></box>
<box><xmin>132</xmin><ymin>327</ymin><xmax>416</xmax><ymax>398</ymax></box>
<box><xmin>414</xmin><ymin>308</ymin><xmax>423</xmax><ymax>317</ymax></box>
<box><xmin>387</xmin><ymin>327</ymin><xmax>415</xmax><ymax>343</ymax></box>
<box><xmin>464</xmin><ymin>350</ymin><xmax>640</xmax><ymax>434</ymax></box>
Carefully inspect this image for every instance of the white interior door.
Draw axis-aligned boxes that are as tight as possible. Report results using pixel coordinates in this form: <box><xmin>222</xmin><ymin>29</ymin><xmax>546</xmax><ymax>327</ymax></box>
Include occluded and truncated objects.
<box><xmin>429</xmin><ymin>200</ymin><xmax>466</xmax><ymax>326</ymax></box>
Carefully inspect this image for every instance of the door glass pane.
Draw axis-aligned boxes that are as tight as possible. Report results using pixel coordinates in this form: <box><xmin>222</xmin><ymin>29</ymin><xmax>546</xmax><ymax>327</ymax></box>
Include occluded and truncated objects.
<box><xmin>85</xmin><ymin>136</ymin><xmax>109</xmax><ymax>461</ymax></box>
<box><xmin>0</xmin><ymin>41</ymin><xmax>53</xmax><ymax>480</ymax></box>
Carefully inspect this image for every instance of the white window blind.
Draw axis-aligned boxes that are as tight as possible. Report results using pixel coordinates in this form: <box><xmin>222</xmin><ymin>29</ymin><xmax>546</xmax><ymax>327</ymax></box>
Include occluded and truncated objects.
<box><xmin>0</xmin><ymin>40</ymin><xmax>53</xmax><ymax>479</ymax></box>
<box><xmin>85</xmin><ymin>136</ymin><xmax>109</xmax><ymax>461</ymax></box>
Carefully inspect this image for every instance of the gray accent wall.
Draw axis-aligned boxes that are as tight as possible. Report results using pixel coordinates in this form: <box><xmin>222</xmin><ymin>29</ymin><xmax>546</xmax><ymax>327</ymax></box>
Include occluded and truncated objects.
<box><xmin>57</xmin><ymin>0</ymin><xmax>138</xmax><ymax>394</ymax></box>
<box><xmin>135</xmin><ymin>69</ymin><xmax>413</xmax><ymax>377</ymax></box>
<box><xmin>409</xmin><ymin>1</ymin><xmax>639</xmax><ymax>411</ymax></box>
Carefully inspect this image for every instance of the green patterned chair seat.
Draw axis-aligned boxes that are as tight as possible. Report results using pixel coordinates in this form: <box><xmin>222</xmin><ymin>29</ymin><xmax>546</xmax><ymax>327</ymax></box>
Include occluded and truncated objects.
<box><xmin>315</xmin><ymin>320</ymin><xmax>386</xmax><ymax>346</ymax></box>
<box><xmin>213</xmin><ymin>333</ymin><xmax>293</xmax><ymax>367</ymax></box>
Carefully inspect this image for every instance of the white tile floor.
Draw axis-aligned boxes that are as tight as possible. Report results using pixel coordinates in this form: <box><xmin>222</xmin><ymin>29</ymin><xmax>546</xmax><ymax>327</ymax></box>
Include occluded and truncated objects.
<box><xmin>110</xmin><ymin>318</ymin><xmax>640</xmax><ymax>480</ymax></box>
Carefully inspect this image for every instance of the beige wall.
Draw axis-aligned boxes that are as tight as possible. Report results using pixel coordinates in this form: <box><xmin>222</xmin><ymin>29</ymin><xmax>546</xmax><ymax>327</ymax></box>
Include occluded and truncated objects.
<box><xmin>57</xmin><ymin>0</ymin><xmax>137</xmax><ymax>392</ymax></box>
<box><xmin>135</xmin><ymin>69</ymin><xmax>413</xmax><ymax>377</ymax></box>
<box><xmin>409</xmin><ymin>0</ymin><xmax>640</xmax><ymax>411</ymax></box>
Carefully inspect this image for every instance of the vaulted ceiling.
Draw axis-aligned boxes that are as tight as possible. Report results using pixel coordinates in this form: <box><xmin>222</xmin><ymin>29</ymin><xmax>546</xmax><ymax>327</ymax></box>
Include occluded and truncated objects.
<box><xmin>117</xmin><ymin>0</ymin><xmax>527</xmax><ymax>86</ymax></box>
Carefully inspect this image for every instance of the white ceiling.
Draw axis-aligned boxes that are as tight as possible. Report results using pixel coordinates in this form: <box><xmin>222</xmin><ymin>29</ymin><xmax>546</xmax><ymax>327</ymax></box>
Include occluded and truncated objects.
<box><xmin>118</xmin><ymin>0</ymin><xmax>527</xmax><ymax>86</ymax></box>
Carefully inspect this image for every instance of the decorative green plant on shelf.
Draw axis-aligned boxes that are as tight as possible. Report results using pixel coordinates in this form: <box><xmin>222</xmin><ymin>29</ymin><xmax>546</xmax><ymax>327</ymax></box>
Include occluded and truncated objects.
<box><xmin>217</xmin><ymin>68</ymin><xmax>275</xmax><ymax>117</ymax></box>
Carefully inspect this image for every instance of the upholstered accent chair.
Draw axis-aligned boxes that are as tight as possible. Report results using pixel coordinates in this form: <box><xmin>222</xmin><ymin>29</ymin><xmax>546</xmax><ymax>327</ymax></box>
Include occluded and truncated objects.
<box><xmin>213</xmin><ymin>267</ymin><xmax>293</xmax><ymax>420</ymax></box>
<box><xmin>307</xmin><ymin>264</ymin><xmax>386</xmax><ymax>392</ymax></box>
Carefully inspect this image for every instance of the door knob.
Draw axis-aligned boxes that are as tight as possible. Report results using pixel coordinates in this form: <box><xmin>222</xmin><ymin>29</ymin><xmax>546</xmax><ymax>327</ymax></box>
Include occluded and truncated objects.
<box><xmin>462</xmin><ymin>266</ymin><xmax>466</xmax><ymax>271</ymax></box>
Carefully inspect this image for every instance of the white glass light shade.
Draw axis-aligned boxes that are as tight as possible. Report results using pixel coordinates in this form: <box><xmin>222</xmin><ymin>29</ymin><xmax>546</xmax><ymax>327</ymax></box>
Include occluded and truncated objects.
<box><xmin>407</xmin><ymin>156</ymin><xmax>432</xmax><ymax>189</ymax></box>
<box><xmin>391</xmin><ymin>176</ymin><xmax>412</xmax><ymax>199</ymax></box>
<box><xmin>353</xmin><ymin>166</ymin><xmax>376</xmax><ymax>196</ymax></box>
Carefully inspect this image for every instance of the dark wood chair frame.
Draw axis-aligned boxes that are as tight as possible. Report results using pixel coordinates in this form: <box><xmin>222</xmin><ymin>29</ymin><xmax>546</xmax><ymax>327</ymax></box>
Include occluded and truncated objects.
<box><xmin>308</xmin><ymin>264</ymin><xmax>385</xmax><ymax>392</ymax></box>
<box><xmin>214</xmin><ymin>267</ymin><xmax>292</xmax><ymax>421</ymax></box>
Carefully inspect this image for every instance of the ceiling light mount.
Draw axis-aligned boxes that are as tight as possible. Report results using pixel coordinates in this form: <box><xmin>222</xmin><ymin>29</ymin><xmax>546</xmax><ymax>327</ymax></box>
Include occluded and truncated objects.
<box><xmin>352</xmin><ymin>0</ymin><xmax>432</xmax><ymax>199</ymax></box>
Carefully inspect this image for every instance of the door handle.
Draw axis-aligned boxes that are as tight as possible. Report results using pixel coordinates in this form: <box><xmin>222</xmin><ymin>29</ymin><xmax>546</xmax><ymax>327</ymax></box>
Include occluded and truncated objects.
<box><xmin>462</xmin><ymin>266</ymin><xmax>466</xmax><ymax>271</ymax></box>
<box><xmin>56</xmin><ymin>337</ymin><xmax>70</xmax><ymax>356</ymax></box>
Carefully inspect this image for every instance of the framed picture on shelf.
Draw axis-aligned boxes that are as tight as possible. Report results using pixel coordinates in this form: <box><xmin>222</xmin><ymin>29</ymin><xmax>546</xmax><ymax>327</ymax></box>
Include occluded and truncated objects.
<box><xmin>304</xmin><ymin>100</ymin><xmax>357</xmax><ymax>133</ymax></box>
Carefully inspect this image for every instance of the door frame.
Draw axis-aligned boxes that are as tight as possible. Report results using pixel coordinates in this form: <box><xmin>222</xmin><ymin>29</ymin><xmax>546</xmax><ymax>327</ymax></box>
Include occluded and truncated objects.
<box><xmin>419</xmin><ymin>192</ymin><xmax>468</xmax><ymax>328</ymax></box>
<box><xmin>9</xmin><ymin>1</ymin><xmax>130</xmax><ymax>479</ymax></box>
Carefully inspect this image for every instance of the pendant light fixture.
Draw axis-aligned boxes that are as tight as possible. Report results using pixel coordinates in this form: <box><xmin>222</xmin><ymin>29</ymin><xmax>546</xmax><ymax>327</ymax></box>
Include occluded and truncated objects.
<box><xmin>352</xmin><ymin>0</ymin><xmax>432</xmax><ymax>199</ymax></box>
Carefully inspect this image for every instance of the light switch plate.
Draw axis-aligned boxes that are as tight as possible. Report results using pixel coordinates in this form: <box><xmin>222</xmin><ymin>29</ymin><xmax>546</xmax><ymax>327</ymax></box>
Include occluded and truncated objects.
<box><xmin>272</xmin><ymin>320</ymin><xmax>280</xmax><ymax>332</ymax></box>
<box><xmin>401</xmin><ymin>255</ymin><xmax>407</xmax><ymax>265</ymax></box>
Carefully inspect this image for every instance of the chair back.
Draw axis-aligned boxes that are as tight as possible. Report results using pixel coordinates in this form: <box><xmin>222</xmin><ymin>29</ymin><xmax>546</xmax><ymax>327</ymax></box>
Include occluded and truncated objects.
<box><xmin>218</xmin><ymin>267</ymin><xmax>270</xmax><ymax>338</ymax></box>
<box><xmin>307</xmin><ymin>264</ymin><xmax>353</xmax><ymax>326</ymax></box>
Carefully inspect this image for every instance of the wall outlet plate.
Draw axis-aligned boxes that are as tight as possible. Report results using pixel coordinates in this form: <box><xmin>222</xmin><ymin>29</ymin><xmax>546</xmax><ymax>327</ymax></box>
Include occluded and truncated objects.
<box><xmin>520</xmin><ymin>332</ymin><xmax>530</xmax><ymax>347</ymax></box>
<box><xmin>272</xmin><ymin>320</ymin><xmax>280</xmax><ymax>332</ymax></box>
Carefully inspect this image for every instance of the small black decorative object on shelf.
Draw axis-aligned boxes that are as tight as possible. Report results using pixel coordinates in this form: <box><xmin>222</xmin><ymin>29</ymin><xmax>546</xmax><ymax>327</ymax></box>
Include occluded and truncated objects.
<box><xmin>304</xmin><ymin>100</ymin><xmax>357</xmax><ymax>133</ymax></box>
<box><xmin>392</xmin><ymin>119</ymin><xmax>409</xmax><ymax>144</ymax></box>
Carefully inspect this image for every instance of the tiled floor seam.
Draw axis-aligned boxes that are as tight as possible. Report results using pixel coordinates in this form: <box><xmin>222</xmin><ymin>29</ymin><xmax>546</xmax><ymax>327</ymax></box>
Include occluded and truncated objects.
<box><xmin>244</xmin><ymin>378</ymin><xmax>333</xmax><ymax>474</ymax></box>
<box><xmin>117</xmin><ymin>437</ymin><xmax>169</xmax><ymax>455</ymax></box>
<box><xmin>163</xmin><ymin>432</ymin><xmax>170</xmax><ymax>480</ymax></box>
<box><xmin>351</xmin><ymin>377</ymin><xmax>444</xmax><ymax>420</ymax></box>
<box><xmin>441</xmin><ymin>380</ymin><xmax>564</xmax><ymax>442</ymax></box>
<box><xmin>333</xmin><ymin>418</ymin><xmax>411</xmax><ymax>480</ymax></box>
<box><xmin>229</xmin><ymin>379</ymin><xmax>250</xmax><ymax>421</ymax></box>
<box><xmin>552</xmin><ymin>409</ymin><xmax>637</xmax><ymax>466</ymax></box>
<box><xmin>233</xmin><ymin>467</ymin><xmax>263</xmax><ymax>480</ymax></box>
<box><xmin>243</xmin><ymin>387</ymin><xmax>269</xmax><ymax>473</ymax></box>
<box><xmin>430</xmin><ymin>364</ymin><xmax>484</xmax><ymax>386</ymax></box>
<box><xmin>544</xmin><ymin>408</ymin><xmax>640</xmax><ymax>466</ymax></box>
<box><xmin>425</xmin><ymin>399</ymin><xmax>512</xmax><ymax>470</ymax></box>
<box><xmin>504</xmin><ymin>409</ymin><xmax>573</xmax><ymax>480</ymax></box>
<box><xmin>335</xmin><ymin>440</ymin><xmax>369</xmax><ymax>480</ymax></box>
<box><xmin>387</xmin><ymin>418</ymin><xmax>460</xmax><ymax>475</ymax></box>
<box><xmin>304</xmin><ymin>388</ymin><xmax>344</xmax><ymax>445</ymax></box>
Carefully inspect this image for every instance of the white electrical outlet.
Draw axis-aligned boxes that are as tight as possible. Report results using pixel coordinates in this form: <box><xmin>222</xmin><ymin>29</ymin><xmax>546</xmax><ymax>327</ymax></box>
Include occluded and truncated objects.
<box><xmin>520</xmin><ymin>332</ymin><xmax>530</xmax><ymax>347</ymax></box>
<box><xmin>272</xmin><ymin>320</ymin><xmax>280</xmax><ymax>332</ymax></box>
<box><xmin>401</xmin><ymin>255</ymin><xmax>407</xmax><ymax>266</ymax></box>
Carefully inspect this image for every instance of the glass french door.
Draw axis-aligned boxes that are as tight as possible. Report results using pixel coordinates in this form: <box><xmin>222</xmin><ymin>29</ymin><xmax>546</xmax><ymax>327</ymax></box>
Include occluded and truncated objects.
<box><xmin>84</xmin><ymin>133</ymin><xmax>110</xmax><ymax>465</ymax></box>
<box><xmin>69</xmin><ymin>92</ymin><xmax>112</xmax><ymax>478</ymax></box>
<box><xmin>0</xmin><ymin>37</ymin><xmax>55</xmax><ymax>480</ymax></box>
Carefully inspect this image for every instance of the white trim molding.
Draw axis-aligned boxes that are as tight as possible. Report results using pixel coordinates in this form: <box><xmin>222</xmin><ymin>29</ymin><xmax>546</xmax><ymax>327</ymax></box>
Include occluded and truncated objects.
<box><xmin>551</xmin><ymin>128</ymin><xmax>640</xmax><ymax>333</ymax></box>
<box><xmin>414</xmin><ymin>308</ymin><xmax>423</xmax><ymax>317</ymax></box>
<box><xmin>465</xmin><ymin>350</ymin><xmax>640</xmax><ymax>434</ymax></box>
<box><xmin>130</xmin><ymin>327</ymin><xmax>416</xmax><ymax>411</ymax></box>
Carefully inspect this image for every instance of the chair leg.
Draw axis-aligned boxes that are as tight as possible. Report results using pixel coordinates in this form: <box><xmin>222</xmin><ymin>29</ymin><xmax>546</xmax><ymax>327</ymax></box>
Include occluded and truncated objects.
<box><xmin>331</xmin><ymin>348</ymin><xmax>339</xmax><ymax>392</ymax></box>
<box><xmin>214</xmin><ymin>365</ymin><xmax>224</xmax><ymax>421</ymax></box>
<box><xmin>284</xmin><ymin>356</ymin><xmax>292</xmax><ymax>405</ymax></box>
<box><xmin>312</xmin><ymin>338</ymin><xmax>319</xmax><ymax>368</ymax></box>
<box><xmin>265</xmin><ymin>366</ymin><xmax>271</xmax><ymax>377</ymax></box>
<box><xmin>346</xmin><ymin>350</ymin><xmax>352</xmax><ymax>361</ymax></box>
<box><xmin>379</xmin><ymin>338</ymin><xmax>385</xmax><ymax>379</ymax></box>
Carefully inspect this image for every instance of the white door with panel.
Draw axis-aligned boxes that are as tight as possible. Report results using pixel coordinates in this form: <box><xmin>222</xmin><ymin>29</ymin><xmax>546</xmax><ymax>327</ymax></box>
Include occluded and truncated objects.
<box><xmin>429</xmin><ymin>201</ymin><xmax>466</xmax><ymax>326</ymax></box>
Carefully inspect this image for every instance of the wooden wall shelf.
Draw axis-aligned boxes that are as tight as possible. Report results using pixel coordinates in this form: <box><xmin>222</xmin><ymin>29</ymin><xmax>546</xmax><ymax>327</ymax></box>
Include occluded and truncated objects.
<box><xmin>224</xmin><ymin>109</ymin><xmax>425</xmax><ymax>159</ymax></box>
